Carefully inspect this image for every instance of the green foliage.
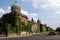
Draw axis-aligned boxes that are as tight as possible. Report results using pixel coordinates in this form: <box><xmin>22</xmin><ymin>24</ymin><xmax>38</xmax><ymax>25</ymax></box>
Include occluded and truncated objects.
<box><xmin>42</xmin><ymin>25</ymin><xmax>44</xmax><ymax>32</ymax></box>
<box><xmin>56</xmin><ymin>27</ymin><xmax>60</xmax><ymax>32</ymax></box>
<box><xmin>6</xmin><ymin>24</ymin><xmax>11</xmax><ymax>33</ymax></box>
<box><xmin>27</xmin><ymin>21</ymin><xmax>33</xmax><ymax>33</ymax></box>
<box><xmin>1</xmin><ymin>12</ymin><xmax>54</xmax><ymax>36</ymax></box>
<box><xmin>40</xmin><ymin>24</ymin><xmax>43</xmax><ymax>32</ymax></box>
<box><xmin>2</xmin><ymin>13</ymin><xmax>13</xmax><ymax>24</ymax></box>
<box><xmin>37</xmin><ymin>24</ymin><xmax>40</xmax><ymax>33</ymax></box>
<box><xmin>37</xmin><ymin>19</ymin><xmax>41</xmax><ymax>24</ymax></box>
<box><xmin>14</xmin><ymin>16</ymin><xmax>21</xmax><ymax>35</ymax></box>
<box><xmin>46</xmin><ymin>27</ymin><xmax>49</xmax><ymax>32</ymax></box>
<box><xmin>2</xmin><ymin>23</ymin><xmax>11</xmax><ymax>36</ymax></box>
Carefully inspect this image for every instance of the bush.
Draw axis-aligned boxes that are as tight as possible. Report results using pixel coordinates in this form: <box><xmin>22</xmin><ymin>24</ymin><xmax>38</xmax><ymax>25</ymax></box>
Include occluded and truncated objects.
<box><xmin>55</xmin><ymin>27</ymin><xmax>60</xmax><ymax>32</ymax></box>
<box><xmin>48</xmin><ymin>31</ymin><xmax>56</xmax><ymax>35</ymax></box>
<box><xmin>58</xmin><ymin>32</ymin><xmax>60</xmax><ymax>35</ymax></box>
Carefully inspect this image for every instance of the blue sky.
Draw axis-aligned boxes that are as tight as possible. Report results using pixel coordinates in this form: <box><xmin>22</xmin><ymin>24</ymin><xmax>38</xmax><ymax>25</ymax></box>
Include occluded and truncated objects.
<box><xmin>0</xmin><ymin>0</ymin><xmax>60</xmax><ymax>30</ymax></box>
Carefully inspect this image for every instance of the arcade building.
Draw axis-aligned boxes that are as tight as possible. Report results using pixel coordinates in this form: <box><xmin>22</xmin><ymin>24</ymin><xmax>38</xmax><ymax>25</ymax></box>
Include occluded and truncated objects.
<box><xmin>0</xmin><ymin>2</ymin><xmax>53</xmax><ymax>37</ymax></box>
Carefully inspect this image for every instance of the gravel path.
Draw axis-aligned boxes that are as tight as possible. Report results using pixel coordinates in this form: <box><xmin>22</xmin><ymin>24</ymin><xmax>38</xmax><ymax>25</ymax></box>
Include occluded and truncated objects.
<box><xmin>0</xmin><ymin>33</ymin><xmax>60</xmax><ymax>40</ymax></box>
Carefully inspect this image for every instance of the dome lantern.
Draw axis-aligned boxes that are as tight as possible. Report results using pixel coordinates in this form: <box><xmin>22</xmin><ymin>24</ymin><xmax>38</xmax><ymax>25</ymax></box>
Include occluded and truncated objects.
<box><xmin>11</xmin><ymin>1</ymin><xmax>21</xmax><ymax>14</ymax></box>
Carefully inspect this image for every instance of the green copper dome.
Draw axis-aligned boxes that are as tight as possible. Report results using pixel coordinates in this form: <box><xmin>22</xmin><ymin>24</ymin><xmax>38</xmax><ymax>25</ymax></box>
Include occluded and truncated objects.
<box><xmin>12</xmin><ymin>2</ymin><xmax>19</xmax><ymax>7</ymax></box>
<box><xmin>11</xmin><ymin>1</ymin><xmax>20</xmax><ymax>9</ymax></box>
<box><xmin>11</xmin><ymin>1</ymin><xmax>21</xmax><ymax>11</ymax></box>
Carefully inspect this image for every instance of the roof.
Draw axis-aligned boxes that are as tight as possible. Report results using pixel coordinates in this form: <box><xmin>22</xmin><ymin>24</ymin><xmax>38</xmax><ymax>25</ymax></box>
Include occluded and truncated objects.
<box><xmin>20</xmin><ymin>13</ymin><xmax>28</xmax><ymax>19</ymax></box>
<box><xmin>11</xmin><ymin>1</ymin><xmax>20</xmax><ymax>8</ymax></box>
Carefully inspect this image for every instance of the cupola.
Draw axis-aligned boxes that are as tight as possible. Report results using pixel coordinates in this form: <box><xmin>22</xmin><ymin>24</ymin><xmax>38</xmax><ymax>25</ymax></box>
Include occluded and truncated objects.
<box><xmin>11</xmin><ymin>1</ymin><xmax>21</xmax><ymax>15</ymax></box>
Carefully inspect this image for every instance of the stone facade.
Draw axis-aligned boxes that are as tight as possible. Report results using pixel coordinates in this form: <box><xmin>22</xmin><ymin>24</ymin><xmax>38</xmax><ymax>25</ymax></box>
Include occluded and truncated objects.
<box><xmin>0</xmin><ymin>1</ymin><xmax>53</xmax><ymax>37</ymax></box>
<box><xmin>31</xmin><ymin>23</ymin><xmax>38</xmax><ymax>32</ymax></box>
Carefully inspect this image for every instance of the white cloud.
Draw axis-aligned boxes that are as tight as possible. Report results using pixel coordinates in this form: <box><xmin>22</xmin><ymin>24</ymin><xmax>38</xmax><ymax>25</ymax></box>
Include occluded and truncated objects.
<box><xmin>0</xmin><ymin>6</ymin><xmax>11</xmax><ymax>17</ymax></box>
<box><xmin>21</xmin><ymin>0</ymin><xmax>30</xmax><ymax>2</ymax></box>
<box><xmin>21</xmin><ymin>9</ymin><xmax>29</xmax><ymax>16</ymax></box>
<box><xmin>30</xmin><ymin>13</ymin><xmax>38</xmax><ymax>17</ymax></box>
<box><xmin>21</xmin><ymin>0</ymin><xmax>24</xmax><ymax>1</ymax></box>
<box><xmin>6</xmin><ymin>6</ymin><xmax>11</xmax><ymax>13</ymax></box>
<box><xmin>0</xmin><ymin>7</ymin><xmax>38</xmax><ymax>22</ymax></box>
<box><xmin>47</xmin><ymin>11</ymin><xmax>60</xmax><ymax>29</ymax></box>
<box><xmin>56</xmin><ymin>11</ymin><xmax>60</xmax><ymax>15</ymax></box>
<box><xmin>0</xmin><ymin>8</ymin><xmax>5</xmax><ymax>14</ymax></box>
<box><xmin>31</xmin><ymin>0</ymin><xmax>60</xmax><ymax>9</ymax></box>
<box><xmin>30</xmin><ymin>13</ymin><xmax>38</xmax><ymax>22</ymax></box>
<box><xmin>51</xmin><ymin>11</ymin><xmax>60</xmax><ymax>18</ymax></box>
<box><xmin>21</xmin><ymin>9</ymin><xmax>38</xmax><ymax>22</ymax></box>
<box><xmin>0</xmin><ymin>8</ymin><xmax>5</xmax><ymax>17</ymax></box>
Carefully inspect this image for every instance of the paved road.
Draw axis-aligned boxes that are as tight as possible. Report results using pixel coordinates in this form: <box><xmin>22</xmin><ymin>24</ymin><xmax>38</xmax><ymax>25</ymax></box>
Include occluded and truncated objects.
<box><xmin>0</xmin><ymin>33</ymin><xmax>60</xmax><ymax>40</ymax></box>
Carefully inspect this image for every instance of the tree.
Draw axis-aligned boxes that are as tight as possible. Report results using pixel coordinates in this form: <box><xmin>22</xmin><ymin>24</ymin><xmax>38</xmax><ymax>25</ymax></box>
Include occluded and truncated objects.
<box><xmin>14</xmin><ymin>16</ymin><xmax>21</xmax><ymax>36</ymax></box>
<box><xmin>2</xmin><ymin>23</ymin><xmax>11</xmax><ymax>37</ymax></box>
<box><xmin>31</xmin><ymin>18</ymin><xmax>34</xmax><ymax>23</ymax></box>
<box><xmin>40</xmin><ymin>24</ymin><xmax>43</xmax><ymax>32</ymax></box>
<box><xmin>55</xmin><ymin>27</ymin><xmax>60</xmax><ymax>32</ymax></box>
<box><xmin>27</xmin><ymin>21</ymin><xmax>33</xmax><ymax>34</ymax></box>
<box><xmin>46</xmin><ymin>27</ymin><xmax>49</xmax><ymax>32</ymax></box>
<box><xmin>37</xmin><ymin>19</ymin><xmax>41</xmax><ymax>33</ymax></box>
<box><xmin>6</xmin><ymin>24</ymin><xmax>11</xmax><ymax>36</ymax></box>
<box><xmin>2</xmin><ymin>13</ymin><xmax>13</xmax><ymax>24</ymax></box>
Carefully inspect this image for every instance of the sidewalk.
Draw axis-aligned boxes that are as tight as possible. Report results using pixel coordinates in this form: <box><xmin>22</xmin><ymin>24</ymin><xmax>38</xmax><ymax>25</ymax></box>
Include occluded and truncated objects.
<box><xmin>0</xmin><ymin>33</ymin><xmax>40</xmax><ymax>39</ymax></box>
<box><xmin>0</xmin><ymin>32</ymin><xmax>49</xmax><ymax>39</ymax></box>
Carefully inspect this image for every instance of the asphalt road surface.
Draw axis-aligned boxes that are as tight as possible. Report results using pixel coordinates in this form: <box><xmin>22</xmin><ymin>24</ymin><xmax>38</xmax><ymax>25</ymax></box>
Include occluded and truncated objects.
<box><xmin>0</xmin><ymin>33</ymin><xmax>60</xmax><ymax>40</ymax></box>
